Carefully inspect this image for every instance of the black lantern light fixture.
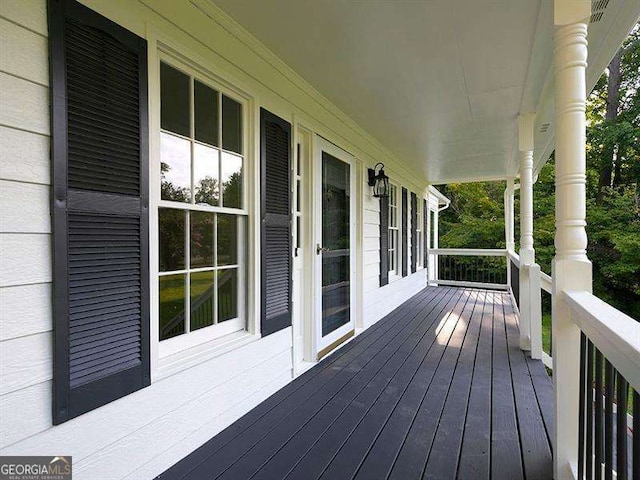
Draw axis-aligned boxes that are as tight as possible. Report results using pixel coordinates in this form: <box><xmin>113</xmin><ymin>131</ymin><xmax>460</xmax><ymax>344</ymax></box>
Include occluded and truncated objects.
<box><xmin>367</xmin><ymin>162</ymin><xmax>390</xmax><ymax>198</ymax></box>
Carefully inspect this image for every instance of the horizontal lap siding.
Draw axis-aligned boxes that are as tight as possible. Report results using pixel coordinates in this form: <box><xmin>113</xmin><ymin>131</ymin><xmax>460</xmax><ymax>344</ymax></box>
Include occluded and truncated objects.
<box><xmin>363</xmin><ymin>181</ymin><xmax>426</xmax><ymax>328</ymax></box>
<box><xmin>0</xmin><ymin>0</ymin><xmax>54</xmax><ymax>450</ymax></box>
<box><xmin>2</xmin><ymin>329</ymin><xmax>292</xmax><ymax>470</ymax></box>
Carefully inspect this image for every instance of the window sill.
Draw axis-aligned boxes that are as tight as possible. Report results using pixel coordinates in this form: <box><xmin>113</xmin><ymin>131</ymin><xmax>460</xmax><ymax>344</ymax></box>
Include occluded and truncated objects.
<box><xmin>154</xmin><ymin>329</ymin><xmax>260</xmax><ymax>381</ymax></box>
<box><xmin>388</xmin><ymin>273</ymin><xmax>402</xmax><ymax>284</ymax></box>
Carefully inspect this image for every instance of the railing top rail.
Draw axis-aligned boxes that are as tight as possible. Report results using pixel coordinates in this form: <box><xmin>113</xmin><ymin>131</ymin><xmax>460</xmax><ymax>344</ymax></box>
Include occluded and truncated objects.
<box><xmin>431</xmin><ymin>248</ymin><xmax>507</xmax><ymax>257</ymax></box>
<box><xmin>506</xmin><ymin>249</ymin><xmax>520</xmax><ymax>264</ymax></box>
<box><xmin>565</xmin><ymin>290</ymin><xmax>640</xmax><ymax>392</ymax></box>
<box><xmin>540</xmin><ymin>271</ymin><xmax>552</xmax><ymax>294</ymax></box>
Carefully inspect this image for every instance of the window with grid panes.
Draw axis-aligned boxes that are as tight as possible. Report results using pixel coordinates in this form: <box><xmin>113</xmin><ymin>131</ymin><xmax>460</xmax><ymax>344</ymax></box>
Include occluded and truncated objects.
<box><xmin>388</xmin><ymin>184</ymin><xmax>399</xmax><ymax>275</ymax></box>
<box><xmin>158</xmin><ymin>61</ymin><xmax>246</xmax><ymax>342</ymax></box>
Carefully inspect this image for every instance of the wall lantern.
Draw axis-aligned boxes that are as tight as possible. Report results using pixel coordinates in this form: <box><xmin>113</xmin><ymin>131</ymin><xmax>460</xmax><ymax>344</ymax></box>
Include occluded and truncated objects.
<box><xmin>367</xmin><ymin>163</ymin><xmax>389</xmax><ymax>198</ymax></box>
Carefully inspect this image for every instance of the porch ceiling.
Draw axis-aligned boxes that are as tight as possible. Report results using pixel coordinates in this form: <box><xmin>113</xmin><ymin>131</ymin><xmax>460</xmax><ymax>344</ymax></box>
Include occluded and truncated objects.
<box><xmin>212</xmin><ymin>0</ymin><xmax>639</xmax><ymax>184</ymax></box>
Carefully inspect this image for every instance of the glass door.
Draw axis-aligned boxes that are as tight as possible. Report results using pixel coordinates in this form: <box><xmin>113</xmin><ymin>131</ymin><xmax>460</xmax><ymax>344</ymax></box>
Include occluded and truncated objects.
<box><xmin>314</xmin><ymin>136</ymin><xmax>355</xmax><ymax>358</ymax></box>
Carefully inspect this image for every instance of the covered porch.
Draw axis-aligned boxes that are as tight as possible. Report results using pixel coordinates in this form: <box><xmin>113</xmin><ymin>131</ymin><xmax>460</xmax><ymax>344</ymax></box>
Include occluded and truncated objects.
<box><xmin>158</xmin><ymin>285</ymin><xmax>553</xmax><ymax>480</ymax></box>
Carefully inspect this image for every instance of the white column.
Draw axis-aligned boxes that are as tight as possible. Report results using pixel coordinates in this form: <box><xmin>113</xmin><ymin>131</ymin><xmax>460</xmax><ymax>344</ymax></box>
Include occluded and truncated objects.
<box><xmin>519</xmin><ymin>114</ymin><xmax>535</xmax><ymax>265</ymax></box>
<box><xmin>552</xmin><ymin>1</ymin><xmax>592</xmax><ymax>478</ymax></box>
<box><xmin>505</xmin><ymin>178</ymin><xmax>515</xmax><ymax>253</ymax></box>
<box><xmin>518</xmin><ymin>114</ymin><xmax>538</xmax><ymax>353</ymax></box>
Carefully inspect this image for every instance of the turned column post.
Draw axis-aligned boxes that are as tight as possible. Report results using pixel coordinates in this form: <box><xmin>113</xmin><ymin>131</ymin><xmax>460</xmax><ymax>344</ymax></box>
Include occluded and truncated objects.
<box><xmin>518</xmin><ymin>114</ymin><xmax>541</xmax><ymax>356</ymax></box>
<box><xmin>552</xmin><ymin>1</ymin><xmax>592</xmax><ymax>477</ymax></box>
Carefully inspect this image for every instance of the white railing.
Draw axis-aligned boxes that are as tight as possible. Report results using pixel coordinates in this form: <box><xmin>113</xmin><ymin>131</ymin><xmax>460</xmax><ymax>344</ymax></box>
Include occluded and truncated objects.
<box><xmin>540</xmin><ymin>271</ymin><xmax>552</xmax><ymax>294</ymax></box>
<box><xmin>429</xmin><ymin>248</ymin><xmax>509</xmax><ymax>290</ymax></box>
<box><xmin>506</xmin><ymin>250</ymin><xmax>543</xmax><ymax>360</ymax></box>
<box><xmin>563</xmin><ymin>290</ymin><xmax>639</xmax><ymax>480</ymax></box>
<box><xmin>566</xmin><ymin>291</ymin><xmax>640</xmax><ymax>392</ymax></box>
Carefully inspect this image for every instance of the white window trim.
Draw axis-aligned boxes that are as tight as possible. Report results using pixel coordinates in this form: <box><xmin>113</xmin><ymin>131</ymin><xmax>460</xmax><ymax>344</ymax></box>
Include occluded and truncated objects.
<box><xmin>148</xmin><ymin>29</ymin><xmax>260</xmax><ymax>381</ymax></box>
<box><xmin>416</xmin><ymin>197</ymin><xmax>424</xmax><ymax>271</ymax></box>
<box><xmin>388</xmin><ymin>182</ymin><xmax>401</xmax><ymax>282</ymax></box>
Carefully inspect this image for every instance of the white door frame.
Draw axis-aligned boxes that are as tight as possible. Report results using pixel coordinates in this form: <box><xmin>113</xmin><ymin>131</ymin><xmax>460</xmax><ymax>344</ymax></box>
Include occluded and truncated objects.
<box><xmin>313</xmin><ymin>135</ymin><xmax>357</xmax><ymax>357</ymax></box>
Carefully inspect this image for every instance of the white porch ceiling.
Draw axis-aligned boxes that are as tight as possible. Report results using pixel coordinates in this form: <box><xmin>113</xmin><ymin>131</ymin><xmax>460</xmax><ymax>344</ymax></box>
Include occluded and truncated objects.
<box><xmin>212</xmin><ymin>0</ymin><xmax>639</xmax><ymax>184</ymax></box>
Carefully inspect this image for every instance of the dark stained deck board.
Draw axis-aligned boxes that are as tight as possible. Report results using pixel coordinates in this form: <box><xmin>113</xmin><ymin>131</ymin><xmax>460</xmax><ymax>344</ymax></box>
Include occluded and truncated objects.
<box><xmin>490</xmin><ymin>291</ymin><xmax>526</xmax><ymax>480</ymax></box>
<box><xmin>253</xmin><ymin>287</ymin><xmax>467</xmax><ymax>480</ymax></box>
<box><xmin>386</xmin><ymin>288</ymin><xmax>480</xmax><ymax>480</ymax></box>
<box><xmin>352</xmin><ymin>290</ymin><xmax>485</xmax><ymax>480</ymax></box>
<box><xmin>320</xmin><ymin>289</ymin><xmax>477</xmax><ymax>480</ymax></box>
<box><xmin>170</xmin><ymin>286</ymin><xmax>454</xmax><ymax>480</ymax></box>
<box><xmin>218</xmin><ymin>288</ymin><xmax>465</xmax><ymax>480</ymax></box>
<box><xmin>503</xmin><ymin>296</ymin><xmax>553</xmax><ymax>480</ymax></box>
<box><xmin>158</xmin><ymin>286</ymin><xmax>450</xmax><ymax>480</ymax></box>
<box><xmin>525</xmin><ymin>355</ymin><xmax>555</xmax><ymax>451</ymax></box>
<box><xmin>158</xmin><ymin>287</ymin><xmax>554</xmax><ymax>480</ymax></box>
<box><xmin>456</xmin><ymin>290</ymin><xmax>495</xmax><ymax>479</ymax></box>
<box><xmin>421</xmin><ymin>290</ymin><xmax>490</xmax><ymax>479</ymax></box>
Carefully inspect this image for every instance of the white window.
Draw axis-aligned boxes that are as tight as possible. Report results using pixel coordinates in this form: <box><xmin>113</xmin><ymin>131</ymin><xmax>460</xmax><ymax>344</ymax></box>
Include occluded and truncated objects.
<box><xmin>416</xmin><ymin>199</ymin><xmax>423</xmax><ymax>268</ymax></box>
<box><xmin>157</xmin><ymin>59</ymin><xmax>247</xmax><ymax>348</ymax></box>
<box><xmin>388</xmin><ymin>183</ymin><xmax>400</xmax><ymax>276</ymax></box>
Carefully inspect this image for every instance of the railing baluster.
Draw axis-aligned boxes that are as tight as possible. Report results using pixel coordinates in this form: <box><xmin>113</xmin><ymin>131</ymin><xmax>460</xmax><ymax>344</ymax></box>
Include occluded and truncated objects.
<box><xmin>550</xmin><ymin>304</ymin><xmax>553</xmax><ymax>356</ymax></box>
<box><xmin>616</xmin><ymin>373</ymin><xmax>628</xmax><ymax>480</ymax></box>
<box><xmin>634</xmin><ymin>390</ymin><xmax>639</xmax><ymax>480</ymax></box>
<box><xmin>579</xmin><ymin>332</ymin><xmax>587</xmax><ymax>480</ymax></box>
<box><xmin>605</xmin><ymin>360</ymin><xmax>614</xmax><ymax>480</ymax></box>
<box><xmin>596</xmin><ymin>349</ymin><xmax>604</xmax><ymax>480</ymax></box>
<box><xmin>587</xmin><ymin>340</ymin><xmax>595</xmax><ymax>479</ymax></box>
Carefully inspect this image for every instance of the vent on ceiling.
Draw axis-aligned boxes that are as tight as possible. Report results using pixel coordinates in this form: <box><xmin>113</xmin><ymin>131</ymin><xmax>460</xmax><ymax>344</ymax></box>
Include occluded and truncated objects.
<box><xmin>539</xmin><ymin>123</ymin><xmax>550</xmax><ymax>133</ymax></box>
<box><xmin>590</xmin><ymin>0</ymin><xmax>609</xmax><ymax>23</ymax></box>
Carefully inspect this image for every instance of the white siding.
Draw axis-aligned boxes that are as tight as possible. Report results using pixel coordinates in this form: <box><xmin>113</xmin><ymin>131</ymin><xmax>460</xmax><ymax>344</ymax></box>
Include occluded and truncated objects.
<box><xmin>361</xmin><ymin>181</ymin><xmax>429</xmax><ymax>328</ymax></box>
<box><xmin>1</xmin><ymin>329</ymin><xmax>293</xmax><ymax>476</ymax></box>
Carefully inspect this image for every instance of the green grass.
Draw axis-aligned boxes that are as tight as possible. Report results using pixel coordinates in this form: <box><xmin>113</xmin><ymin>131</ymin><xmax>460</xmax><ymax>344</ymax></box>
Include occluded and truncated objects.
<box><xmin>542</xmin><ymin>312</ymin><xmax>552</xmax><ymax>357</ymax></box>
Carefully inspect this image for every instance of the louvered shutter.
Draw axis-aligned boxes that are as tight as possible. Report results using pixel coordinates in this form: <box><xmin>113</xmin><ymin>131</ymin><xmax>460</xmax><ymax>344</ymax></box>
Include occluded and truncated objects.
<box><xmin>49</xmin><ymin>0</ymin><xmax>149</xmax><ymax>424</ymax></box>
<box><xmin>423</xmin><ymin>199</ymin><xmax>428</xmax><ymax>269</ymax></box>
<box><xmin>379</xmin><ymin>195</ymin><xmax>389</xmax><ymax>287</ymax></box>
<box><xmin>401</xmin><ymin>187</ymin><xmax>408</xmax><ymax>277</ymax></box>
<box><xmin>260</xmin><ymin>109</ymin><xmax>292</xmax><ymax>336</ymax></box>
<box><xmin>411</xmin><ymin>192</ymin><xmax>417</xmax><ymax>273</ymax></box>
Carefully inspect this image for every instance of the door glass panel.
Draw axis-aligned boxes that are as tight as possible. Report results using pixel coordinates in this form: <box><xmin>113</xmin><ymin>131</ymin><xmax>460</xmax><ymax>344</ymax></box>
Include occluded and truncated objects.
<box><xmin>321</xmin><ymin>152</ymin><xmax>350</xmax><ymax>337</ymax></box>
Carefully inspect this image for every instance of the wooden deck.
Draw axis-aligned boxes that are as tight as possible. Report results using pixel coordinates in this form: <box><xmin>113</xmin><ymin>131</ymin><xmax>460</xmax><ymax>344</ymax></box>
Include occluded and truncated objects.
<box><xmin>157</xmin><ymin>286</ymin><xmax>554</xmax><ymax>480</ymax></box>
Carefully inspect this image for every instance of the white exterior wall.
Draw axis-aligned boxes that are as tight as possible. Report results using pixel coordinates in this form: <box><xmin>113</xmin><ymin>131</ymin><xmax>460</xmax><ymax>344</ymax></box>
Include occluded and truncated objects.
<box><xmin>362</xmin><ymin>185</ymin><xmax>429</xmax><ymax>327</ymax></box>
<box><xmin>0</xmin><ymin>0</ymin><xmax>54</xmax><ymax>453</ymax></box>
<box><xmin>0</xmin><ymin>1</ymin><xmax>432</xmax><ymax>479</ymax></box>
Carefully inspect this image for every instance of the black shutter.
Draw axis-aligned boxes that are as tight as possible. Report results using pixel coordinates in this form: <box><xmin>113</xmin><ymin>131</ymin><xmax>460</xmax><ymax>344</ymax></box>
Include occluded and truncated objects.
<box><xmin>260</xmin><ymin>109</ymin><xmax>292</xmax><ymax>336</ymax></box>
<box><xmin>423</xmin><ymin>199</ymin><xmax>429</xmax><ymax>269</ymax></box>
<box><xmin>401</xmin><ymin>187</ymin><xmax>408</xmax><ymax>277</ymax></box>
<box><xmin>49</xmin><ymin>0</ymin><xmax>149</xmax><ymax>424</ymax></box>
<box><xmin>411</xmin><ymin>192</ymin><xmax>417</xmax><ymax>273</ymax></box>
<box><xmin>379</xmin><ymin>195</ymin><xmax>389</xmax><ymax>287</ymax></box>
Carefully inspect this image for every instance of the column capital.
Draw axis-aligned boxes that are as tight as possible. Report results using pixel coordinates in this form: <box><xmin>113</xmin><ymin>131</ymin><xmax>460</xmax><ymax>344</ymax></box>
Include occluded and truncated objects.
<box><xmin>518</xmin><ymin>113</ymin><xmax>536</xmax><ymax>152</ymax></box>
<box><xmin>554</xmin><ymin>0</ymin><xmax>591</xmax><ymax>26</ymax></box>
